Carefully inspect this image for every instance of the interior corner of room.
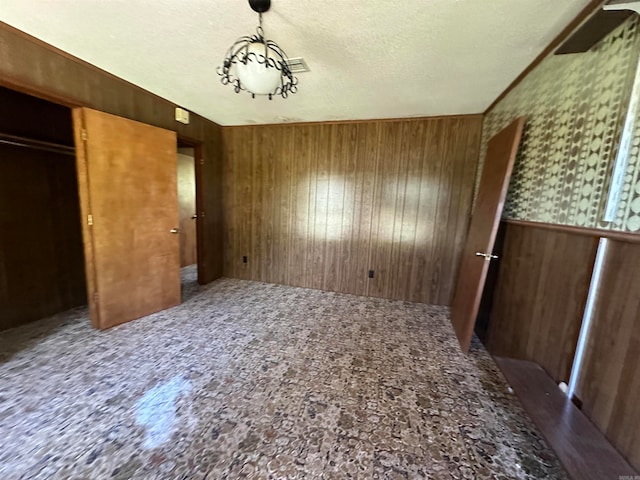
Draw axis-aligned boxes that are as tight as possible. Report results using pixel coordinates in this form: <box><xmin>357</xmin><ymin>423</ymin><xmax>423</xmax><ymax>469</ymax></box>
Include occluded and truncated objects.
<box><xmin>1</xmin><ymin>0</ymin><xmax>640</xmax><ymax>478</ymax></box>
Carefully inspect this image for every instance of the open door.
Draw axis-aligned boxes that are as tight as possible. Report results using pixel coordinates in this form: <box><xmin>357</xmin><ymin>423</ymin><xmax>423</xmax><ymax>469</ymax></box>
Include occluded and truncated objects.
<box><xmin>73</xmin><ymin>108</ymin><xmax>181</xmax><ymax>329</ymax></box>
<box><xmin>177</xmin><ymin>147</ymin><xmax>197</xmax><ymax>267</ymax></box>
<box><xmin>450</xmin><ymin>117</ymin><xmax>525</xmax><ymax>352</ymax></box>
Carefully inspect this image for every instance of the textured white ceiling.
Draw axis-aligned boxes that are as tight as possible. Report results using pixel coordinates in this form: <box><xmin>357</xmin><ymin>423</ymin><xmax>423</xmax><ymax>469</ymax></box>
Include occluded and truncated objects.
<box><xmin>1</xmin><ymin>0</ymin><xmax>591</xmax><ymax>126</ymax></box>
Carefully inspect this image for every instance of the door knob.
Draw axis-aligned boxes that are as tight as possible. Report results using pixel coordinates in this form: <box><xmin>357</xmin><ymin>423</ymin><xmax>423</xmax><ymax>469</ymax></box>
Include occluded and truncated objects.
<box><xmin>191</xmin><ymin>214</ymin><xmax>198</xmax><ymax>219</ymax></box>
<box><xmin>170</xmin><ymin>228</ymin><xmax>180</xmax><ymax>234</ymax></box>
<box><xmin>475</xmin><ymin>252</ymin><xmax>498</xmax><ymax>260</ymax></box>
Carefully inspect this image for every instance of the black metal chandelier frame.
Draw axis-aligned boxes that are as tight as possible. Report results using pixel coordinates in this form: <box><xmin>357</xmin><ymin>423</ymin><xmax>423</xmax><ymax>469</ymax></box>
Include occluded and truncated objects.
<box><xmin>217</xmin><ymin>0</ymin><xmax>298</xmax><ymax>100</ymax></box>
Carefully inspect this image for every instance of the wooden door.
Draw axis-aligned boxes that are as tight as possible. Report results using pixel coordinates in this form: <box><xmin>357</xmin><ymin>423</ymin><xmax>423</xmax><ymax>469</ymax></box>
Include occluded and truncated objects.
<box><xmin>450</xmin><ymin>117</ymin><xmax>525</xmax><ymax>352</ymax></box>
<box><xmin>177</xmin><ymin>149</ymin><xmax>197</xmax><ymax>266</ymax></box>
<box><xmin>73</xmin><ymin>108</ymin><xmax>180</xmax><ymax>329</ymax></box>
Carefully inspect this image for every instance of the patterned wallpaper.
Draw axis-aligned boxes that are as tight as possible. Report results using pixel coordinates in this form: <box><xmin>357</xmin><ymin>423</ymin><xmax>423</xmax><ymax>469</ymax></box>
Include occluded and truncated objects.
<box><xmin>615</xmin><ymin>100</ymin><xmax>640</xmax><ymax>231</ymax></box>
<box><xmin>481</xmin><ymin>17</ymin><xmax>640</xmax><ymax>231</ymax></box>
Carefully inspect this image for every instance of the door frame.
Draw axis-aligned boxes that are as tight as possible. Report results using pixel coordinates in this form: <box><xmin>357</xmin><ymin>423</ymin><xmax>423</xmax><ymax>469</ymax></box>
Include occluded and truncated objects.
<box><xmin>177</xmin><ymin>136</ymin><xmax>205</xmax><ymax>285</ymax></box>
<box><xmin>1</xmin><ymin>81</ymin><xmax>211</xmax><ymax>303</ymax></box>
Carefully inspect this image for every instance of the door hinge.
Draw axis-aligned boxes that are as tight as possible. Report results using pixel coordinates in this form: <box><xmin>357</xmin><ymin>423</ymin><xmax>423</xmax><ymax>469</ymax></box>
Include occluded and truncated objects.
<box><xmin>81</xmin><ymin>129</ymin><xmax>87</xmax><ymax>141</ymax></box>
<box><xmin>87</xmin><ymin>214</ymin><xmax>93</xmax><ymax>226</ymax></box>
<box><xmin>93</xmin><ymin>292</ymin><xmax>99</xmax><ymax>304</ymax></box>
<box><xmin>199</xmin><ymin>158</ymin><xmax>204</xmax><ymax>165</ymax></box>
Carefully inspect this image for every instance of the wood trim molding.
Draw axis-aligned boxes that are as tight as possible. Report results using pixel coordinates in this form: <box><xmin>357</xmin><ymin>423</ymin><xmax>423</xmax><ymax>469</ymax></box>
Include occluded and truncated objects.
<box><xmin>0</xmin><ymin>74</ymin><xmax>83</xmax><ymax>108</ymax></box>
<box><xmin>503</xmin><ymin>218</ymin><xmax>640</xmax><ymax>243</ymax></box>
<box><xmin>221</xmin><ymin>114</ymin><xmax>484</xmax><ymax>129</ymax></box>
<box><xmin>485</xmin><ymin>0</ymin><xmax>606</xmax><ymax>114</ymax></box>
<box><xmin>494</xmin><ymin>357</ymin><xmax>638</xmax><ymax>479</ymax></box>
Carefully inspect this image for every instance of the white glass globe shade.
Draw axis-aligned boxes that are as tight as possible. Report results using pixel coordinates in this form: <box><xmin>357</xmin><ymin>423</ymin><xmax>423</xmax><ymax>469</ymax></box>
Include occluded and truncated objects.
<box><xmin>237</xmin><ymin>42</ymin><xmax>281</xmax><ymax>95</ymax></box>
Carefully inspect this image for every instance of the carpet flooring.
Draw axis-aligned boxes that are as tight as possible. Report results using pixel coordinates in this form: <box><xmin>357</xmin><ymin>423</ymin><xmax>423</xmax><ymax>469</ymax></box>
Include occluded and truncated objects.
<box><xmin>0</xmin><ymin>266</ymin><xmax>567</xmax><ymax>479</ymax></box>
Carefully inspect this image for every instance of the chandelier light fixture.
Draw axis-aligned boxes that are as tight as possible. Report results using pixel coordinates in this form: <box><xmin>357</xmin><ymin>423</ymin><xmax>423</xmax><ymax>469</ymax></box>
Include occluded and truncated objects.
<box><xmin>217</xmin><ymin>0</ymin><xmax>298</xmax><ymax>100</ymax></box>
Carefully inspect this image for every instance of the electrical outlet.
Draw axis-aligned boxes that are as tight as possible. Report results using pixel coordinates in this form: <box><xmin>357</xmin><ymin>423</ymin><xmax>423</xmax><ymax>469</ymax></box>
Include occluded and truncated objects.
<box><xmin>242</xmin><ymin>256</ymin><xmax>248</xmax><ymax>264</ymax></box>
<box><xmin>368</xmin><ymin>270</ymin><xmax>375</xmax><ymax>279</ymax></box>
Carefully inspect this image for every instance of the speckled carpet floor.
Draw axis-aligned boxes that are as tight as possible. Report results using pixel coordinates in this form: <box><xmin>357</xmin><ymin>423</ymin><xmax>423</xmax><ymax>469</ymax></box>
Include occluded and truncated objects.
<box><xmin>0</xmin><ymin>266</ymin><xmax>566</xmax><ymax>479</ymax></box>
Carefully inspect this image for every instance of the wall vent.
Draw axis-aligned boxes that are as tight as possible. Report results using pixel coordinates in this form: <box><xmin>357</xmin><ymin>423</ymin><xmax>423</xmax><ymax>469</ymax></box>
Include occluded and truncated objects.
<box><xmin>286</xmin><ymin>57</ymin><xmax>310</xmax><ymax>73</ymax></box>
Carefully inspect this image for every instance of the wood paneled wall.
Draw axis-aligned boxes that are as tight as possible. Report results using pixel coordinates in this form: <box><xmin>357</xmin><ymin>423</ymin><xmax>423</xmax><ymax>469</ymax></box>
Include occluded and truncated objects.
<box><xmin>0</xmin><ymin>22</ymin><xmax>223</xmax><ymax>283</ymax></box>
<box><xmin>486</xmin><ymin>222</ymin><xmax>598</xmax><ymax>382</ymax></box>
<box><xmin>0</xmin><ymin>145</ymin><xmax>86</xmax><ymax>330</ymax></box>
<box><xmin>486</xmin><ymin>220</ymin><xmax>640</xmax><ymax>471</ymax></box>
<box><xmin>222</xmin><ymin>116</ymin><xmax>482</xmax><ymax>304</ymax></box>
<box><xmin>0</xmin><ymin>86</ymin><xmax>74</xmax><ymax>145</ymax></box>
<box><xmin>576</xmin><ymin>239</ymin><xmax>640</xmax><ymax>471</ymax></box>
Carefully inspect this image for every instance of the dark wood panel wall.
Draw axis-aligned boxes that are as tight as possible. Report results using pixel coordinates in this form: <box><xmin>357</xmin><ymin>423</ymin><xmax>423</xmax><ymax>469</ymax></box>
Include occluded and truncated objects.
<box><xmin>486</xmin><ymin>222</ymin><xmax>597</xmax><ymax>382</ymax></box>
<box><xmin>486</xmin><ymin>221</ymin><xmax>640</xmax><ymax>471</ymax></box>
<box><xmin>0</xmin><ymin>145</ymin><xmax>86</xmax><ymax>330</ymax></box>
<box><xmin>222</xmin><ymin>116</ymin><xmax>483</xmax><ymax>304</ymax></box>
<box><xmin>0</xmin><ymin>88</ymin><xmax>87</xmax><ymax>330</ymax></box>
<box><xmin>0</xmin><ymin>22</ymin><xmax>223</xmax><ymax>283</ymax></box>
<box><xmin>0</xmin><ymin>86</ymin><xmax>74</xmax><ymax>145</ymax></box>
<box><xmin>576</xmin><ymin>239</ymin><xmax>640</xmax><ymax>471</ymax></box>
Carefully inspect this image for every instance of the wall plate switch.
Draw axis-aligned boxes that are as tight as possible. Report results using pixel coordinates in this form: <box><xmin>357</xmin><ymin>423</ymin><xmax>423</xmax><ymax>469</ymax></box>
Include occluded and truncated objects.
<box><xmin>175</xmin><ymin>107</ymin><xmax>190</xmax><ymax>124</ymax></box>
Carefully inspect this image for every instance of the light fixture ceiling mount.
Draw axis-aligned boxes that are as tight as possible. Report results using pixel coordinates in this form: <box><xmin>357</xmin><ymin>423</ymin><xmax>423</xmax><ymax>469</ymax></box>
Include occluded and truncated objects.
<box><xmin>217</xmin><ymin>0</ymin><xmax>298</xmax><ymax>100</ymax></box>
<box><xmin>248</xmin><ymin>0</ymin><xmax>271</xmax><ymax>13</ymax></box>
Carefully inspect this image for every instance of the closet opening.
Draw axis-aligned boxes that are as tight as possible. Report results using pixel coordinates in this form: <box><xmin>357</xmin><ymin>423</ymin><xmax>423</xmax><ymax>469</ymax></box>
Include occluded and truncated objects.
<box><xmin>1</xmin><ymin>84</ymin><xmax>205</xmax><ymax>330</ymax></box>
<box><xmin>0</xmin><ymin>86</ymin><xmax>86</xmax><ymax>332</ymax></box>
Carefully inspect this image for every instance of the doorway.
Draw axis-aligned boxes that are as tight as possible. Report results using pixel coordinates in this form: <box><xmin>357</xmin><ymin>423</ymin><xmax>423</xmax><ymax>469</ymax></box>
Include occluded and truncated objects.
<box><xmin>176</xmin><ymin>144</ymin><xmax>200</xmax><ymax>300</ymax></box>
<box><xmin>73</xmin><ymin>108</ymin><xmax>183</xmax><ymax>329</ymax></box>
<box><xmin>1</xmin><ymin>85</ymin><xmax>206</xmax><ymax>331</ymax></box>
<box><xmin>72</xmin><ymin>110</ymin><xmax>207</xmax><ymax>328</ymax></box>
<box><xmin>177</xmin><ymin>147</ymin><xmax>198</xmax><ymax>267</ymax></box>
<box><xmin>0</xmin><ymin>87</ymin><xmax>87</xmax><ymax>331</ymax></box>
